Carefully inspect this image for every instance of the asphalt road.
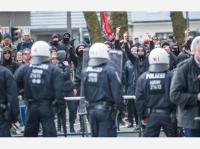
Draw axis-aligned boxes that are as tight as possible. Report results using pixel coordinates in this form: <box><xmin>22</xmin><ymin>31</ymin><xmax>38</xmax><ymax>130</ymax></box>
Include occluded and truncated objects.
<box><xmin>12</xmin><ymin>111</ymin><xmax>166</xmax><ymax>137</ymax></box>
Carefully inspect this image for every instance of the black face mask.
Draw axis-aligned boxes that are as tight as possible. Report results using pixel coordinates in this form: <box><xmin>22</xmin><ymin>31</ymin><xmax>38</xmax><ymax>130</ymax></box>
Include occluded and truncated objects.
<box><xmin>63</xmin><ymin>37</ymin><xmax>70</xmax><ymax>43</ymax></box>
<box><xmin>138</xmin><ymin>55</ymin><xmax>145</xmax><ymax>59</ymax></box>
<box><xmin>53</xmin><ymin>40</ymin><xmax>58</xmax><ymax>44</ymax></box>
<box><xmin>77</xmin><ymin>51</ymin><xmax>83</xmax><ymax>57</ymax></box>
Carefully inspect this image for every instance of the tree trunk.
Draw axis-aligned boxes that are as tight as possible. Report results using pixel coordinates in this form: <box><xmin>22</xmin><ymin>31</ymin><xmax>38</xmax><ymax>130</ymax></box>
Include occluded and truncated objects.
<box><xmin>83</xmin><ymin>11</ymin><xmax>104</xmax><ymax>44</ymax></box>
<box><xmin>110</xmin><ymin>12</ymin><xmax>128</xmax><ymax>40</ymax></box>
<box><xmin>170</xmin><ymin>11</ymin><xmax>186</xmax><ymax>50</ymax></box>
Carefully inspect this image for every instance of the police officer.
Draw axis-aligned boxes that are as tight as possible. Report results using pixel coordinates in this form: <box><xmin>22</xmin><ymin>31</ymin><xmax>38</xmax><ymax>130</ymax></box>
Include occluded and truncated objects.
<box><xmin>135</xmin><ymin>48</ymin><xmax>175</xmax><ymax>137</ymax></box>
<box><xmin>0</xmin><ymin>47</ymin><xmax>19</xmax><ymax>137</ymax></box>
<box><xmin>14</xmin><ymin>41</ymin><xmax>65</xmax><ymax>137</ymax></box>
<box><xmin>82</xmin><ymin>43</ymin><xmax>124</xmax><ymax>137</ymax></box>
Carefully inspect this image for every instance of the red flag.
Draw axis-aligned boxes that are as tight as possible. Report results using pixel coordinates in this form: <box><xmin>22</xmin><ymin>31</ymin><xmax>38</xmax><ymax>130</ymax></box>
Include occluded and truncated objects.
<box><xmin>101</xmin><ymin>12</ymin><xmax>112</xmax><ymax>38</ymax></box>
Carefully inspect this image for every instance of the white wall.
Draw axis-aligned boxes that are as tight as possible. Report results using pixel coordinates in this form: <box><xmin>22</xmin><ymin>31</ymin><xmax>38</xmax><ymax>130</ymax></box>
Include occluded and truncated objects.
<box><xmin>132</xmin><ymin>21</ymin><xmax>200</xmax><ymax>40</ymax></box>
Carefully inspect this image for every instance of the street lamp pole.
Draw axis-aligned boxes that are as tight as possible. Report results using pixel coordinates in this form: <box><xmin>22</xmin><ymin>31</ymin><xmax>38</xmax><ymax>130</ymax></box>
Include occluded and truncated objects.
<box><xmin>186</xmin><ymin>11</ymin><xmax>189</xmax><ymax>29</ymax></box>
<box><xmin>67</xmin><ymin>11</ymin><xmax>72</xmax><ymax>34</ymax></box>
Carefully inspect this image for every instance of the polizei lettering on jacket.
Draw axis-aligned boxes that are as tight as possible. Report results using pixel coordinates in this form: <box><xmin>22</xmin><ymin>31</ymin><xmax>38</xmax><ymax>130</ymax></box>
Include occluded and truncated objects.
<box><xmin>29</xmin><ymin>64</ymin><xmax>49</xmax><ymax>70</ymax></box>
<box><xmin>87</xmin><ymin>67</ymin><xmax>103</xmax><ymax>73</ymax></box>
<box><xmin>86</xmin><ymin>67</ymin><xmax>103</xmax><ymax>83</ymax></box>
<box><xmin>146</xmin><ymin>73</ymin><xmax>165</xmax><ymax>79</ymax></box>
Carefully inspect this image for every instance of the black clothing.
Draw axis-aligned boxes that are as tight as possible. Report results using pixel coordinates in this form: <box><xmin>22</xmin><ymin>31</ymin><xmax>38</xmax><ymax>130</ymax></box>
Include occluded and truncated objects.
<box><xmin>136</xmin><ymin>71</ymin><xmax>175</xmax><ymax>137</ymax></box>
<box><xmin>14</xmin><ymin>62</ymin><xmax>65</xmax><ymax>137</ymax></box>
<box><xmin>0</xmin><ymin>65</ymin><xmax>19</xmax><ymax>137</ymax></box>
<box><xmin>170</xmin><ymin>57</ymin><xmax>200</xmax><ymax>129</ymax></box>
<box><xmin>83</xmin><ymin>62</ymin><xmax>125</xmax><ymax>137</ymax></box>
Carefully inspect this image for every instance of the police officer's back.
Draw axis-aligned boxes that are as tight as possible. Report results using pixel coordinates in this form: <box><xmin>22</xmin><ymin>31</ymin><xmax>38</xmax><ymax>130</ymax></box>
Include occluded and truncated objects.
<box><xmin>15</xmin><ymin>41</ymin><xmax>64</xmax><ymax>137</ymax></box>
<box><xmin>83</xmin><ymin>43</ymin><xmax>124</xmax><ymax>137</ymax></box>
<box><xmin>136</xmin><ymin>48</ymin><xmax>175</xmax><ymax>137</ymax></box>
<box><xmin>0</xmin><ymin>47</ymin><xmax>19</xmax><ymax>137</ymax></box>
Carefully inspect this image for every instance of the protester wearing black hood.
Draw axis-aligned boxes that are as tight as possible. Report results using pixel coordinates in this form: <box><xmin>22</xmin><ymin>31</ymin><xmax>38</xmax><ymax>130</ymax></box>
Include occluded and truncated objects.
<box><xmin>124</xmin><ymin>43</ymin><xmax>149</xmax><ymax>86</ymax></box>
<box><xmin>59</xmin><ymin>32</ymin><xmax>76</xmax><ymax>64</ymax></box>
<box><xmin>170</xmin><ymin>42</ymin><xmax>180</xmax><ymax>57</ymax></box>
<box><xmin>72</xmin><ymin>43</ymin><xmax>87</xmax><ymax>132</ymax></box>
<box><xmin>1</xmin><ymin>34</ymin><xmax>17</xmax><ymax>61</ymax></box>
<box><xmin>56</xmin><ymin>50</ymin><xmax>78</xmax><ymax>133</ymax></box>
<box><xmin>177</xmin><ymin>38</ymin><xmax>192</xmax><ymax>63</ymax></box>
<box><xmin>52</xmin><ymin>50</ymin><xmax>67</xmax><ymax>135</ymax></box>
<box><xmin>123</xmin><ymin>42</ymin><xmax>149</xmax><ymax>128</ymax></box>
<box><xmin>161</xmin><ymin>41</ymin><xmax>178</xmax><ymax>70</ymax></box>
<box><xmin>49</xmin><ymin>34</ymin><xmax>62</xmax><ymax>50</ymax></box>
<box><xmin>73</xmin><ymin>43</ymin><xmax>87</xmax><ymax>95</ymax></box>
<box><xmin>0</xmin><ymin>47</ymin><xmax>19</xmax><ymax>137</ymax></box>
<box><xmin>124</xmin><ymin>46</ymin><xmax>139</xmax><ymax>129</ymax></box>
<box><xmin>3</xmin><ymin>47</ymin><xmax>17</xmax><ymax>73</ymax></box>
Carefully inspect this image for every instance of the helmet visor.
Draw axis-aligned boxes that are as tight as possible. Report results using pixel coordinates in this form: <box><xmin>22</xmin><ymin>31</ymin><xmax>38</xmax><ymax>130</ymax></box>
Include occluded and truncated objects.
<box><xmin>149</xmin><ymin>64</ymin><xmax>169</xmax><ymax>72</ymax></box>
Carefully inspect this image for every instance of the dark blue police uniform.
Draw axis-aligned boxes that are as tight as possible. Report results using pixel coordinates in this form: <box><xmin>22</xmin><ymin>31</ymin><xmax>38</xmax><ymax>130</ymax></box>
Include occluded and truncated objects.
<box><xmin>14</xmin><ymin>63</ymin><xmax>64</xmax><ymax>137</ymax></box>
<box><xmin>83</xmin><ymin>62</ymin><xmax>124</xmax><ymax>137</ymax></box>
<box><xmin>136</xmin><ymin>71</ymin><xmax>176</xmax><ymax>137</ymax></box>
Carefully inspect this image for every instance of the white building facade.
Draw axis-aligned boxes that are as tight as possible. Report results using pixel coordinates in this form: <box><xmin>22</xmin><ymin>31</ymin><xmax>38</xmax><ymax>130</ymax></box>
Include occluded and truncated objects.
<box><xmin>131</xmin><ymin>12</ymin><xmax>200</xmax><ymax>40</ymax></box>
<box><xmin>2</xmin><ymin>11</ymin><xmax>199</xmax><ymax>44</ymax></box>
<box><xmin>30</xmin><ymin>11</ymin><xmax>133</xmax><ymax>44</ymax></box>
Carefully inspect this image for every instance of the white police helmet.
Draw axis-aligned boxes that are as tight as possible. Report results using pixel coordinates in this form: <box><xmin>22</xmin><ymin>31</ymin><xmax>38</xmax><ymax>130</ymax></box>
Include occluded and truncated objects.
<box><xmin>148</xmin><ymin>48</ymin><xmax>169</xmax><ymax>72</ymax></box>
<box><xmin>88</xmin><ymin>43</ymin><xmax>109</xmax><ymax>67</ymax></box>
<box><xmin>30</xmin><ymin>41</ymin><xmax>51</xmax><ymax>65</ymax></box>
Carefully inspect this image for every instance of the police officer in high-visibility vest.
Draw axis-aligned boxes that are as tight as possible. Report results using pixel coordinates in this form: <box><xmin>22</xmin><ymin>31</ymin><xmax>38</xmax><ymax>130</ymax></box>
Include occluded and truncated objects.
<box><xmin>135</xmin><ymin>48</ymin><xmax>176</xmax><ymax>137</ymax></box>
<box><xmin>82</xmin><ymin>43</ymin><xmax>124</xmax><ymax>137</ymax></box>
